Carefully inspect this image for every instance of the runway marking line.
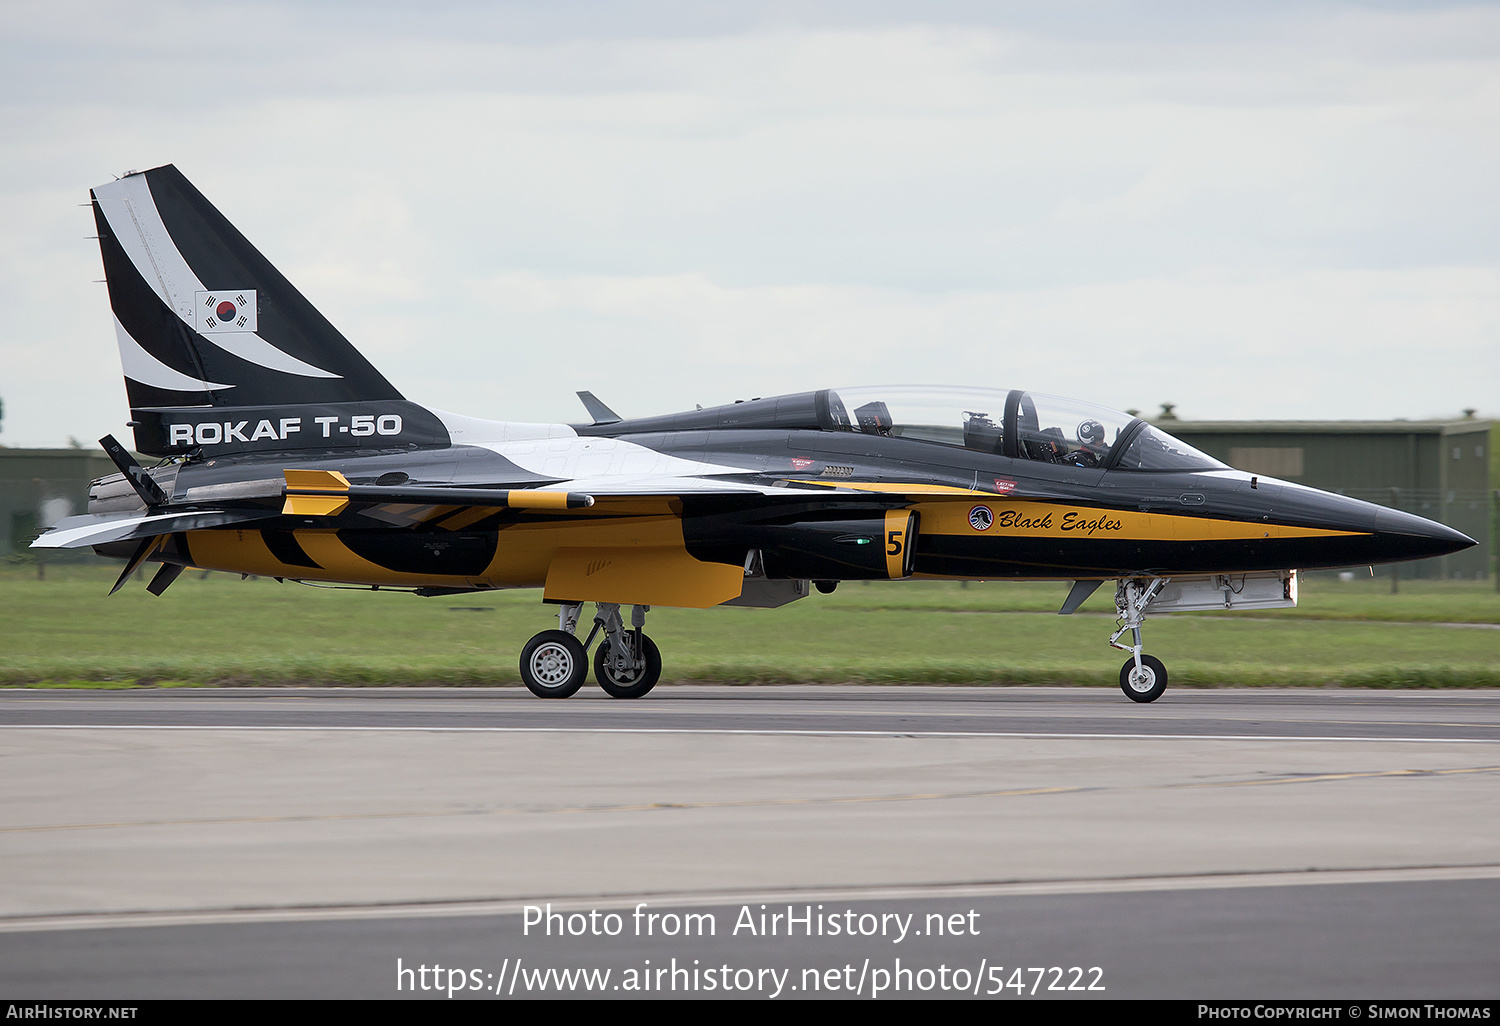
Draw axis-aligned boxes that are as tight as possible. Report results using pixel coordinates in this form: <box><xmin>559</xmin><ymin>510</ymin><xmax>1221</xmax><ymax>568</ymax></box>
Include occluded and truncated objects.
<box><xmin>2</xmin><ymin>767</ymin><xmax>1495</xmax><ymax>835</ymax></box>
<box><xmin>0</xmin><ymin>786</ymin><xmax>1086</xmax><ymax>834</ymax></box>
<box><xmin>1</xmin><ymin>724</ymin><xmax>1498</xmax><ymax>743</ymax></box>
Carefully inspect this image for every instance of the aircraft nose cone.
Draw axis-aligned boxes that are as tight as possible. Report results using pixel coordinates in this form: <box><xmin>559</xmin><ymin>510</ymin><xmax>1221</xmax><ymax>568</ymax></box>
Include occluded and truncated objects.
<box><xmin>1373</xmin><ymin>507</ymin><xmax>1476</xmax><ymax>560</ymax></box>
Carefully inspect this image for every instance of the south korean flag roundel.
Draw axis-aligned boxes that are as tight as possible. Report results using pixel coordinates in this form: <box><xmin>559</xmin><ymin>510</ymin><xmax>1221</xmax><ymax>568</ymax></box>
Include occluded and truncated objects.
<box><xmin>194</xmin><ymin>290</ymin><xmax>258</xmax><ymax>333</ymax></box>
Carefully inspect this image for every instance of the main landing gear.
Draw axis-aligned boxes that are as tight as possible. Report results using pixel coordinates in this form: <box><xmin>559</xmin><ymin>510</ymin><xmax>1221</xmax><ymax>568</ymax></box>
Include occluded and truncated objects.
<box><xmin>1109</xmin><ymin>577</ymin><xmax>1170</xmax><ymax>703</ymax></box>
<box><xmin>519</xmin><ymin>602</ymin><xmax>661</xmax><ymax>699</ymax></box>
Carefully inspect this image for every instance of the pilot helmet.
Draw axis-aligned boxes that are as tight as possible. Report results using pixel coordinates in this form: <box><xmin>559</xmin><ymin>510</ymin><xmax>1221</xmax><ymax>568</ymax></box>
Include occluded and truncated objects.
<box><xmin>1077</xmin><ymin>419</ymin><xmax>1106</xmax><ymax>448</ymax></box>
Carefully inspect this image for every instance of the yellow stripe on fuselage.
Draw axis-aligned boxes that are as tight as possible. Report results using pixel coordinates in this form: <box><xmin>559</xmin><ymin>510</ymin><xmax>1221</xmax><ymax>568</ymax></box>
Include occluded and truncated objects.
<box><xmin>914</xmin><ymin>498</ymin><xmax>1365</xmax><ymax>542</ymax></box>
<box><xmin>785</xmin><ymin>479</ymin><xmax>1365</xmax><ymax>542</ymax></box>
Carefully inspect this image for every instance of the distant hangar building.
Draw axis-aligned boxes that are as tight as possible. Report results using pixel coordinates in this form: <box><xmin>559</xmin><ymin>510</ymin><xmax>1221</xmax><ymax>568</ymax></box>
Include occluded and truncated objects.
<box><xmin>1161</xmin><ymin>416</ymin><xmax>1493</xmax><ymax>580</ymax></box>
<box><xmin>0</xmin><ymin>448</ymin><xmax>118</xmax><ymax>559</ymax></box>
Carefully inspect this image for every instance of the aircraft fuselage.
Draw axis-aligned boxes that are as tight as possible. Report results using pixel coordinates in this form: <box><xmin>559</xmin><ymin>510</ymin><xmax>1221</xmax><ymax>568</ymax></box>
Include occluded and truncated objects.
<box><xmin>93</xmin><ymin>411</ymin><xmax>1468</xmax><ymax>592</ymax></box>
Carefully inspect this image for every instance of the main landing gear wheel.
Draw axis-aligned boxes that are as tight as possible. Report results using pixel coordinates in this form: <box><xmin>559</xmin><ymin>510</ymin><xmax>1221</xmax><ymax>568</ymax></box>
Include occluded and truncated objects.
<box><xmin>1119</xmin><ymin>654</ymin><xmax>1167</xmax><ymax>704</ymax></box>
<box><xmin>594</xmin><ymin>630</ymin><xmax>662</xmax><ymax>699</ymax></box>
<box><xmin>520</xmin><ymin>630</ymin><xmax>588</xmax><ymax>698</ymax></box>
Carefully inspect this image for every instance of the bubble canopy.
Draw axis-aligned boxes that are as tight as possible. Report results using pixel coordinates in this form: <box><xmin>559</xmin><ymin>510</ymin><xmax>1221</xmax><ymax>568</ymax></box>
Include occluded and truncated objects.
<box><xmin>820</xmin><ymin>386</ymin><xmax>1226</xmax><ymax>472</ymax></box>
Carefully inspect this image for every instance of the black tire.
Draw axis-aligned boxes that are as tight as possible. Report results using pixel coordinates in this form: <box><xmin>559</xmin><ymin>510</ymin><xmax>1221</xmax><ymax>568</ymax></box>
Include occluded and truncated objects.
<box><xmin>1119</xmin><ymin>654</ymin><xmax>1167</xmax><ymax>703</ymax></box>
<box><xmin>594</xmin><ymin>630</ymin><xmax>662</xmax><ymax>699</ymax></box>
<box><xmin>520</xmin><ymin>630</ymin><xmax>588</xmax><ymax>698</ymax></box>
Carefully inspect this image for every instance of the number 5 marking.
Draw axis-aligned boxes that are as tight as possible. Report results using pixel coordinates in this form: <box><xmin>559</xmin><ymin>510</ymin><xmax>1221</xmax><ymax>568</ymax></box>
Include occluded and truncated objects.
<box><xmin>883</xmin><ymin>509</ymin><xmax>917</xmax><ymax>579</ymax></box>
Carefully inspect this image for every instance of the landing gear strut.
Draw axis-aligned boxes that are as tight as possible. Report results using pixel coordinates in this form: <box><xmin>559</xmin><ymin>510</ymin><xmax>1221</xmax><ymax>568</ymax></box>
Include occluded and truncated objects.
<box><xmin>590</xmin><ymin>603</ymin><xmax>662</xmax><ymax>699</ymax></box>
<box><xmin>518</xmin><ymin>602</ymin><xmax>661</xmax><ymax>699</ymax></box>
<box><xmin>1109</xmin><ymin>577</ymin><xmax>1169</xmax><ymax>703</ymax></box>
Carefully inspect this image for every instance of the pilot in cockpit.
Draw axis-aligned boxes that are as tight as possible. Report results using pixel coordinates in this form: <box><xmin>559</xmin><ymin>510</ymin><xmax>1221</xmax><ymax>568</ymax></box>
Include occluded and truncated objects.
<box><xmin>1064</xmin><ymin>419</ymin><xmax>1108</xmax><ymax>467</ymax></box>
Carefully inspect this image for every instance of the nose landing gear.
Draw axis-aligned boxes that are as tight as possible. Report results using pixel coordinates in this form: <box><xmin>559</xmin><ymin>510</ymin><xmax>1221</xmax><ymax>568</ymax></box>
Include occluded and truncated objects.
<box><xmin>1109</xmin><ymin>577</ymin><xmax>1169</xmax><ymax>703</ymax></box>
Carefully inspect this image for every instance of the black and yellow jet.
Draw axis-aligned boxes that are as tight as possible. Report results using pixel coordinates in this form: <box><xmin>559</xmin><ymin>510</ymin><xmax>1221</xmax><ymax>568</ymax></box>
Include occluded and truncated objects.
<box><xmin>35</xmin><ymin>165</ymin><xmax>1475</xmax><ymax>703</ymax></box>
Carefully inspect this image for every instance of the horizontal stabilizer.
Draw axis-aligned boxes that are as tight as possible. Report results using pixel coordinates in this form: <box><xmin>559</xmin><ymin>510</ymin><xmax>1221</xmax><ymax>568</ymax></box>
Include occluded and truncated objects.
<box><xmin>32</xmin><ymin>509</ymin><xmax>277</xmax><ymax>550</ymax></box>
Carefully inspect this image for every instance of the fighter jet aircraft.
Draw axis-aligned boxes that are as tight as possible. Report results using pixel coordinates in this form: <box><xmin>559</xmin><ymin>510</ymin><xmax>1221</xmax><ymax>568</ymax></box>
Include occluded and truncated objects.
<box><xmin>35</xmin><ymin>165</ymin><xmax>1475</xmax><ymax>703</ymax></box>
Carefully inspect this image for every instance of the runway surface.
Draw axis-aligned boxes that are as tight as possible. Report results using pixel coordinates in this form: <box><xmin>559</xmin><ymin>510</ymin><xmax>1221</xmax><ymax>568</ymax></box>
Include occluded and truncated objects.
<box><xmin>5</xmin><ymin>683</ymin><xmax>1499</xmax><ymax>739</ymax></box>
<box><xmin>1</xmin><ymin>685</ymin><xmax>1497</xmax><ymax>999</ymax></box>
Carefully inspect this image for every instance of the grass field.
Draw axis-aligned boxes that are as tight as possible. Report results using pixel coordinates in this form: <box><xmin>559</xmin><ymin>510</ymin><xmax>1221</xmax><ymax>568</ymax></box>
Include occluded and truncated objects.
<box><xmin>2</xmin><ymin>563</ymin><xmax>1496</xmax><ymax>689</ymax></box>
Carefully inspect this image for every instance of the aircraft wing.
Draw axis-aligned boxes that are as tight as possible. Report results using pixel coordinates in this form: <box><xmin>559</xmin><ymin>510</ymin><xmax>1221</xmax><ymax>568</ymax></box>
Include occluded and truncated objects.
<box><xmin>280</xmin><ymin>469</ymin><xmax>981</xmax><ymax>519</ymax></box>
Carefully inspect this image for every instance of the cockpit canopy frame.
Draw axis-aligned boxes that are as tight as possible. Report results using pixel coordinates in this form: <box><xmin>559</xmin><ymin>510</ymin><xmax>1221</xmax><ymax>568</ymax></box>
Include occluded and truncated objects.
<box><xmin>586</xmin><ymin>384</ymin><xmax>1226</xmax><ymax>472</ymax></box>
<box><xmin>818</xmin><ymin>386</ymin><xmax>1226</xmax><ymax>472</ymax></box>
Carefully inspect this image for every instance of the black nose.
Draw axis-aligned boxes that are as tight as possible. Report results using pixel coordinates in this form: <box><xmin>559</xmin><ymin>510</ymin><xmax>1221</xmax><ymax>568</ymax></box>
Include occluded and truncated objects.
<box><xmin>1373</xmin><ymin>507</ymin><xmax>1476</xmax><ymax>561</ymax></box>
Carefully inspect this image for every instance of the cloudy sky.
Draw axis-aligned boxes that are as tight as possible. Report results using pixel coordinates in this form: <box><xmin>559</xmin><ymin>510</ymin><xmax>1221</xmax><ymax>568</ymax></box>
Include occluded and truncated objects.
<box><xmin>2</xmin><ymin>0</ymin><xmax>1497</xmax><ymax>447</ymax></box>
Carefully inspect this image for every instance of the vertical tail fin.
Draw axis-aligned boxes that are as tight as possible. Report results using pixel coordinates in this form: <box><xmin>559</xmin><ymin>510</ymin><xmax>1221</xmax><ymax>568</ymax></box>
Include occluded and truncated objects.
<box><xmin>91</xmin><ymin>165</ymin><xmax>447</xmax><ymax>456</ymax></box>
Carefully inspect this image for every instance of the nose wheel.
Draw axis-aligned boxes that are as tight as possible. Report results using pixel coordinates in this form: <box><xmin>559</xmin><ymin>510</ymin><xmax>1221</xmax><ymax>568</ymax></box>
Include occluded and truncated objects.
<box><xmin>1119</xmin><ymin>653</ymin><xmax>1167</xmax><ymax>703</ymax></box>
<box><xmin>1109</xmin><ymin>577</ymin><xmax>1170</xmax><ymax>703</ymax></box>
